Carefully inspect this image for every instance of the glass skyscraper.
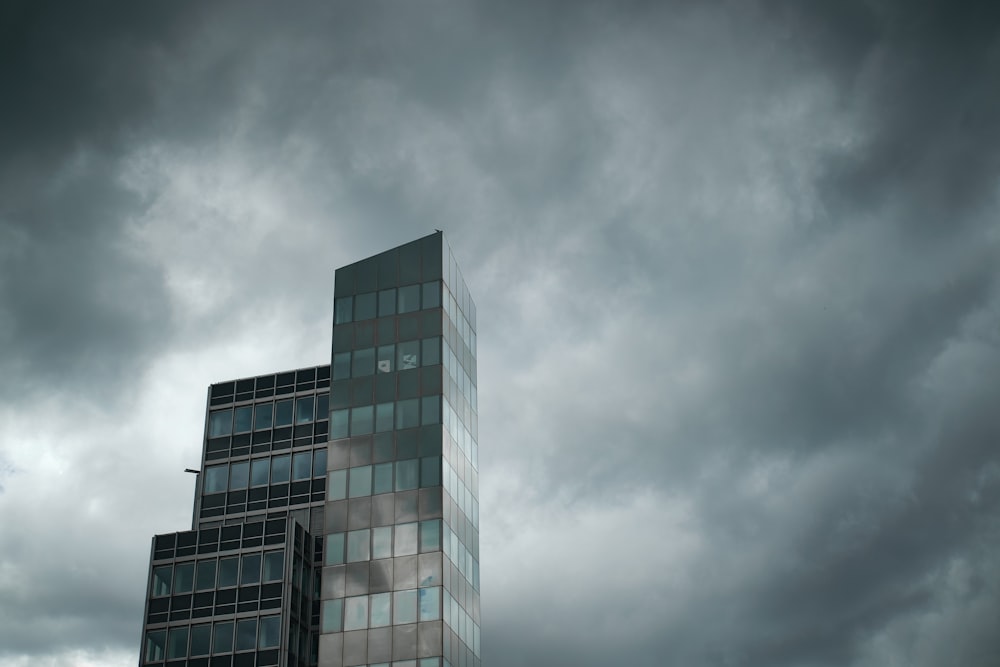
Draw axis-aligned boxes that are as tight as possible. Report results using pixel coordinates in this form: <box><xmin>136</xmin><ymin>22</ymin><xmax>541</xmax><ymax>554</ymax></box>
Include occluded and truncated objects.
<box><xmin>138</xmin><ymin>233</ymin><xmax>481</xmax><ymax>667</ymax></box>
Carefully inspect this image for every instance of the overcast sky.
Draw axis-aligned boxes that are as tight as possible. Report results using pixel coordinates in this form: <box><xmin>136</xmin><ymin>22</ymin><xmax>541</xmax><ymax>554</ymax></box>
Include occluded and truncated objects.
<box><xmin>2</xmin><ymin>1</ymin><xmax>1000</xmax><ymax>665</ymax></box>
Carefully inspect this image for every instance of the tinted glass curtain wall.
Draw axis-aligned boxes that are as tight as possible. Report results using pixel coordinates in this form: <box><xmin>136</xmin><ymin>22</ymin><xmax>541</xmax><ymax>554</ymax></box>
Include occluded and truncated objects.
<box><xmin>137</xmin><ymin>233</ymin><xmax>481</xmax><ymax>667</ymax></box>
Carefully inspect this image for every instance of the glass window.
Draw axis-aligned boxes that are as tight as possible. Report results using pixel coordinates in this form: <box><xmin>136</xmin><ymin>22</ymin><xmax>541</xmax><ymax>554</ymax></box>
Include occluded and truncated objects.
<box><xmin>274</xmin><ymin>399</ymin><xmax>293</xmax><ymax>427</ymax></box>
<box><xmin>233</xmin><ymin>406</ymin><xmax>253</xmax><ymax>433</ymax></box>
<box><xmin>374</xmin><ymin>402</ymin><xmax>394</xmax><ymax>433</ymax></box>
<box><xmin>236</xmin><ymin>618</ymin><xmax>257</xmax><ymax>651</ymax></box>
<box><xmin>262</xmin><ymin>551</ymin><xmax>284</xmax><ymax>582</ymax></box>
<box><xmin>396</xmin><ymin>398</ymin><xmax>420</xmax><ymax>430</ymax></box>
<box><xmin>209</xmin><ymin>409</ymin><xmax>232</xmax><ymax>437</ymax></box>
<box><xmin>254</xmin><ymin>403</ymin><xmax>273</xmax><ymax>430</ymax></box>
<box><xmin>251</xmin><ymin>459</ymin><xmax>269</xmax><ymax>486</ymax></box>
<box><xmin>347</xmin><ymin>529</ymin><xmax>370</xmax><ymax>562</ymax></box>
<box><xmin>241</xmin><ymin>554</ymin><xmax>261</xmax><ymax>585</ymax></box>
<box><xmin>190</xmin><ymin>624</ymin><xmax>212</xmax><ymax>656</ymax></box>
<box><xmin>396</xmin><ymin>459</ymin><xmax>419</xmax><ymax>491</ymax></box>
<box><xmin>152</xmin><ymin>566</ymin><xmax>171</xmax><ymax>596</ymax></box>
<box><xmin>353</xmin><ymin>348</ymin><xmax>375</xmax><ymax>377</ymax></box>
<box><xmin>196</xmin><ymin>560</ymin><xmax>216</xmax><ymax>591</ymax></box>
<box><xmin>373</xmin><ymin>462</ymin><xmax>393</xmax><ymax>495</ymax></box>
<box><xmin>419</xmin><ymin>586</ymin><xmax>440</xmax><ymax>621</ymax></box>
<box><xmin>328</xmin><ymin>469</ymin><xmax>347</xmax><ymax>500</ymax></box>
<box><xmin>333</xmin><ymin>352</ymin><xmax>351</xmax><ymax>380</ymax></box>
<box><xmin>322</xmin><ymin>599</ymin><xmax>343</xmax><ymax>633</ymax></box>
<box><xmin>166</xmin><ymin>627</ymin><xmax>188</xmax><ymax>660</ymax></box>
<box><xmin>421</xmin><ymin>337</ymin><xmax>440</xmax><ymax>366</ymax></box>
<box><xmin>229</xmin><ymin>461</ymin><xmax>249</xmax><ymax>490</ymax></box>
<box><xmin>173</xmin><ymin>562</ymin><xmax>194</xmax><ymax>593</ymax></box>
<box><xmin>398</xmin><ymin>284</ymin><xmax>420</xmax><ymax>314</ymax></box>
<box><xmin>349</xmin><ymin>465</ymin><xmax>372</xmax><ymax>498</ymax></box>
<box><xmin>393</xmin><ymin>589</ymin><xmax>418</xmax><ymax>624</ymax></box>
<box><xmin>355</xmin><ymin>292</ymin><xmax>376</xmax><ymax>321</ymax></box>
<box><xmin>292</xmin><ymin>452</ymin><xmax>312</xmax><ymax>481</ymax></box>
<box><xmin>213</xmin><ymin>621</ymin><xmax>234</xmax><ymax>654</ymax></box>
<box><xmin>271</xmin><ymin>455</ymin><xmax>291</xmax><ymax>484</ymax></box>
<box><xmin>397</xmin><ymin>340</ymin><xmax>419</xmax><ymax>370</ymax></box>
<box><xmin>258</xmin><ymin>615</ymin><xmax>280</xmax><ymax>649</ymax></box>
<box><xmin>335</xmin><ymin>296</ymin><xmax>353</xmax><ymax>324</ymax></box>
<box><xmin>344</xmin><ymin>595</ymin><xmax>369</xmax><ymax>631</ymax></box>
<box><xmin>330</xmin><ymin>409</ymin><xmax>349</xmax><ymax>439</ymax></box>
<box><xmin>421</xmin><ymin>396</ymin><xmax>440</xmax><ymax>426</ymax></box>
<box><xmin>145</xmin><ymin>630</ymin><xmax>166</xmax><ymax>661</ymax></box>
<box><xmin>422</xmin><ymin>281</ymin><xmax>440</xmax><ymax>309</ymax></box>
<box><xmin>420</xmin><ymin>520</ymin><xmax>441</xmax><ymax>552</ymax></box>
<box><xmin>394</xmin><ymin>522</ymin><xmax>418</xmax><ymax>556</ymax></box>
<box><xmin>351</xmin><ymin>405</ymin><xmax>374</xmax><ymax>436</ymax></box>
<box><xmin>218</xmin><ymin>557</ymin><xmax>239</xmax><ymax>587</ymax></box>
<box><xmin>377</xmin><ymin>344</ymin><xmax>394</xmax><ymax>373</ymax></box>
<box><xmin>370</xmin><ymin>591</ymin><xmax>391</xmax><ymax>627</ymax></box>
<box><xmin>378</xmin><ymin>288</ymin><xmax>396</xmax><ymax>317</ymax></box>
<box><xmin>295</xmin><ymin>396</ymin><xmax>314</xmax><ymax>424</ymax></box>
<box><xmin>204</xmin><ymin>465</ymin><xmax>228</xmax><ymax>494</ymax></box>
<box><xmin>326</xmin><ymin>533</ymin><xmax>345</xmax><ymax>566</ymax></box>
<box><xmin>317</xmin><ymin>393</ymin><xmax>329</xmax><ymax>418</ymax></box>
<box><xmin>372</xmin><ymin>526</ymin><xmax>392</xmax><ymax>559</ymax></box>
<box><xmin>313</xmin><ymin>449</ymin><xmax>327</xmax><ymax>477</ymax></box>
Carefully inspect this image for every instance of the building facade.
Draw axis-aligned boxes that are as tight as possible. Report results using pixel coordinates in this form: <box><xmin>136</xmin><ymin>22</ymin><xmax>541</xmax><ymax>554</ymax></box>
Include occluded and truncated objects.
<box><xmin>139</xmin><ymin>233</ymin><xmax>481</xmax><ymax>667</ymax></box>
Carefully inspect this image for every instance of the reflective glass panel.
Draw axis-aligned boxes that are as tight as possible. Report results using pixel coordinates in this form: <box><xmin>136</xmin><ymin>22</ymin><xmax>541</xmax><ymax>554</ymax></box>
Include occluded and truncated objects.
<box><xmin>373</xmin><ymin>462</ymin><xmax>393</xmax><ymax>495</ymax></box>
<box><xmin>292</xmin><ymin>452</ymin><xmax>312</xmax><ymax>481</ymax></box>
<box><xmin>419</xmin><ymin>586</ymin><xmax>440</xmax><ymax>621</ymax></box>
<box><xmin>393</xmin><ymin>589</ymin><xmax>418</xmax><ymax>624</ymax></box>
<box><xmin>251</xmin><ymin>459</ymin><xmax>269</xmax><ymax>486</ymax></box>
<box><xmin>420</xmin><ymin>456</ymin><xmax>440</xmax><ymax>487</ymax></box>
<box><xmin>372</xmin><ymin>526</ymin><xmax>392</xmax><ymax>559</ymax></box>
<box><xmin>394</xmin><ymin>522</ymin><xmax>418</xmax><ymax>556</ymax></box>
<box><xmin>295</xmin><ymin>396</ymin><xmax>314</xmax><ymax>424</ymax></box>
<box><xmin>196</xmin><ymin>560</ymin><xmax>216</xmax><ymax>591</ymax></box>
<box><xmin>173</xmin><ymin>562</ymin><xmax>194</xmax><ymax>593</ymax></box>
<box><xmin>396</xmin><ymin>459</ymin><xmax>419</xmax><ymax>491</ymax></box>
<box><xmin>375</xmin><ymin>402</ymin><xmax>394</xmax><ymax>433</ymax></box>
<box><xmin>166</xmin><ymin>627</ymin><xmax>188</xmax><ymax>660</ymax></box>
<box><xmin>398</xmin><ymin>284</ymin><xmax>420</xmax><ymax>313</ymax></box>
<box><xmin>370</xmin><ymin>591</ymin><xmax>391</xmax><ymax>627</ymax></box>
<box><xmin>419</xmin><ymin>520</ymin><xmax>441</xmax><ymax>552</ymax></box>
<box><xmin>254</xmin><ymin>403</ymin><xmax>273</xmax><ymax>430</ymax></box>
<box><xmin>235</xmin><ymin>618</ymin><xmax>257</xmax><ymax>651</ymax></box>
<box><xmin>274</xmin><ymin>399</ymin><xmax>293</xmax><ymax>427</ymax></box>
<box><xmin>145</xmin><ymin>630</ymin><xmax>166</xmax><ymax>661</ymax></box>
<box><xmin>421</xmin><ymin>337</ymin><xmax>440</xmax><ymax>366</ymax></box>
<box><xmin>328</xmin><ymin>469</ymin><xmax>347</xmax><ymax>500</ymax></box>
<box><xmin>263</xmin><ymin>551</ymin><xmax>284</xmax><ymax>581</ymax></box>
<box><xmin>322</xmin><ymin>599</ymin><xmax>343</xmax><ymax>633</ymax></box>
<box><xmin>349</xmin><ymin>465</ymin><xmax>372</xmax><ymax>498</ymax></box>
<box><xmin>351</xmin><ymin>405</ymin><xmax>373</xmax><ymax>436</ymax></box>
<box><xmin>377</xmin><ymin>345</ymin><xmax>394</xmax><ymax>373</ymax></box>
<box><xmin>347</xmin><ymin>529</ymin><xmax>370</xmax><ymax>562</ymax></box>
<box><xmin>234</xmin><ymin>406</ymin><xmax>253</xmax><ymax>433</ymax></box>
<box><xmin>344</xmin><ymin>595</ymin><xmax>368</xmax><ymax>631</ymax></box>
<box><xmin>241</xmin><ymin>554</ymin><xmax>261</xmax><ymax>585</ymax></box>
<box><xmin>330</xmin><ymin>409</ymin><xmax>349</xmax><ymax>439</ymax></box>
<box><xmin>271</xmin><ymin>455</ymin><xmax>290</xmax><ymax>483</ymax></box>
<box><xmin>335</xmin><ymin>296</ymin><xmax>353</xmax><ymax>324</ymax></box>
<box><xmin>398</xmin><ymin>340</ymin><xmax>419</xmax><ymax>370</ymax></box>
<box><xmin>355</xmin><ymin>292</ymin><xmax>376</xmax><ymax>321</ymax></box>
<box><xmin>422</xmin><ymin>281</ymin><xmax>440</xmax><ymax>309</ymax></box>
<box><xmin>152</xmin><ymin>566</ymin><xmax>171</xmax><ymax>596</ymax></box>
<box><xmin>209</xmin><ymin>410</ymin><xmax>232</xmax><ymax>437</ymax></box>
<box><xmin>213</xmin><ymin>621</ymin><xmax>234</xmax><ymax>654</ymax></box>
<box><xmin>396</xmin><ymin>398</ymin><xmax>420</xmax><ymax>430</ymax></box>
<box><xmin>333</xmin><ymin>352</ymin><xmax>351</xmax><ymax>380</ymax></box>
<box><xmin>204</xmin><ymin>465</ymin><xmax>227</xmax><ymax>494</ymax></box>
<box><xmin>218</xmin><ymin>557</ymin><xmax>238</xmax><ymax>587</ymax></box>
<box><xmin>258</xmin><ymin>615</ymin><xmax>280</xmax><ymax>649</ymax></box>
<box><xmin>229</xmin><ymin>461</ymin><xmax>249</xmax><ymax>490</ymax></box>
<box><xmin>421</xmin><ymin>396</ymin><xmax>439</xmax><ymax>426</ymax></box>
<box><xmin>326</xmin><ymin>533</ymin><xmax>345</xmax><ymax>566</ymax></box>
<box><xmin>190</xmin><ymin>624</ymin><xmax>212</xmax><ymax>656</ymax></box>
<box><xmin>313</xmin><ymin>449</ymin><xmax>327</xmax><ymax>477</ymax></box>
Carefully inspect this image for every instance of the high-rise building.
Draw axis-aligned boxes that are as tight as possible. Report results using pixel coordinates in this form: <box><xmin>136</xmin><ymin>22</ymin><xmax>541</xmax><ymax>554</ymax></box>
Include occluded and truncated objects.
<box><xmin>138</xmin><ymin>233</ymin><xmax>481</xmax><ymax>667</ymax></box>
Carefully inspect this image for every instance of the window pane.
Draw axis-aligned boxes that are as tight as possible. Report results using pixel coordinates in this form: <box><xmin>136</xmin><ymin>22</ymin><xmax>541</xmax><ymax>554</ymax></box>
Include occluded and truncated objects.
<box><xmin>145</xmin><ymin>630</ymin><xmax>166</xmax><ymax>661</ymax></box>
<box><xmin>420</xmin><ymin>520</ymin><xmax>441</xmax><ymax>553</ymax></box>
<box><xmin>393</xmin><ymin>589</ymin><xmax>418</xmax><ymax>624</ymax></box>
<box><xmin>330</xmin><ymin>409</ymin><xmax>349</xmax><ymax>439</ymax></box>
<box><xmin>373</xmin><ymin>462</ymin><xmax>393</xmax><ymax>495</ymax></box>
<box><xmin>396</xmin><ymin>459</ymin><xmax>419</xmax><ymax>491</ymax></box>
<box><xmin>326</xmin><ymin>533</ymin><xmax>345</xmax><ymax>566</ymax></box>
<box><xmin>349</xmin><ymin>465</ymin><xmax>372</xmax><ymax>498</ymax></box>
<box><xmin>313</xmin><ymin>449</ymin><xmax>327</xmax><ymax>478</ymax></box>
<box><xmin>241</xmin><ymin>554</ymin><xmax>261</xmax><ymax>585</ymax></box>
<box><xmin>355</xmin><ymin>292</ymin><xmax>376</xmax><ymax>321</ymax></box>
<box><xmin>351</xmin><ymin>405</ymin><xmax>373</xmax><ymax>436</ymax></box>
<box><xmin>152</xmin><ymin>566</ymin><xmax>171</xmax><ymax>597</ymax></box>
<box><xmin>347</xmin><ymin>529</ymin><xmax>370</xmax><ymax>562</ymax></box>
<box><xmin>236</xmin><ymin>618</ymin><xmax>257</xmax><ymax>651</ymax></box>
<box><xmin>397</xmin><ymin>340</ymin><xmax>419</xmax><ymax>370</ymax></box>
<box><xmin>292</xmin><ymin>452</ymin><xmax>312</xmax><ymax>481</ymax></box>
<box><xmin>353</xmin><ymin>348</ymin><xmax>375</xmax><ymax>377</ymax></box>
<box><xmin>419</xmin><ymin>586</ymin><xmax>440</xmax><ymax>621</ymax></box>
<box><xmin>333</xmin><ymin>352</ymin><xmax>351</xmax><ymax>380</ymax></box>
<box><xmin>274</xmin><ymin>399</ymin><xmax>293</xmax><ymax>427</ymax></box>
<box><xmin>317</xmin><ymin>393</ymin><xmax>329</xmax><ymax>419</ymax></box>
<box><xmin>335</xmin><ymin>296</ymin><xmax>353</xmax><ymax>324</ymax></box>
<box><xmin>213</xmin><ymin>621</ymin><xmax>234</xmax><ymax>654</ymax></box>
<box><xmin>421</xmin><ymin>337</ymin><xmax>440</xmax><ymax>366</ymax></box>
<box><xmin>328</xmin><ymin>469</ymin><xmax>347</xmax><ymax>500</ymax></box>
<box><xmin>375</xmin><ymin>402</ymin><xmax>394</xmax><ymax>433</ymax></box>
<box><xmin>295</xmin><ymin>396</ymin><xmax>314</xmax><ymax>424</ymax></box>
<box><xmin>166</xmin><ymin>627</ymin><xmax>188</xmax><ymax>660</ymax></box>
<box><xmin>370</xmin><ymin>592</ymin><xmax>391</xmax><ymax>627</ymax></box>
<box><xmin>258</xmin><ymin>615</ymin><xmax>281</xmax><ymax>649</ymax></box>
<box><xmin>372</xmin><ymin>526</ymin><xmax>392</xmax><ymax>560</ymax></box>
<box><xmin>190</xmin><ymin>624</ymin><xmax>212</xmax><ymax>656</ymax></box>
<box><xmin>209</xmin><ymin>409</ymin><xmax>232</xmax><ymax>437</ymax></box>
<box><xmin>422</xmin><ymin>281</ymin><xmax>440</xmax><ymax>309</ymax></box>
<box><xmin>218</xmin><ymin>557</ymin><xmax>239</xmax><ymax>587</ymax></box>
<box><xmin>271</xmin><ymin>455</ymin><xmax>290</xmax><ymax>484</ymax></box>
<box><xmin>344</xmin><ymin>595</ymin><xmax>369</xmax><ymax>631</ymax></box>
<box><xmin>263</xmin><ymin>551</ymin><xmax>284</xmax><ymax>582</ymax></box>
<box><xmin>394</xmin><ymin>522</ymin><xmax>418</xmax><ymax>556</ymax></box>
<box><xmin>254</xmin><ymin>403</ymin><xmax>273</xmax><ymax>430</ymax></box>
<box><xmin>204</xmin><ymin>465</ymin><xmax>228</xmax><ymax>494</ymax></box>
<box><xmin>377</xmin><ymin>344</ymin><xmax>394</xmax><ymax>373</ymax></box>
<box><xmin>379</xmin><ymin>288</ymin><xmax>396</xmax><ymax>317</ymax></box>
<box><xmin>398</xmin><ymin>284</ymin><xmax>420</xmax><ymax>314</ymax></box>
<box><xmin>173</xmin><ymin>562</ymin><xmax>194</xmax><ymax>593</ymax></box>
<box><xmin>234</xmin><ymin>406</ymin><xmax>253</xmax><ymax>433</ymax></box>
<box><xmin>322</xmin><ymin>599</ymin><xmax>343</xmax><ymax>633</ymax></box>
<box><xmin>396</xmin><ymin>398</ymin><xmax>420</xmax><ymax>430</ymax></box>
<box><xmin>251</xmin><ymin>459</ymin><xmax>269</xmax><ymax>486</ymax></box>
<box><xmin>229</xmin><ymin>461</ymin><xmax>249</xmax><ymax>490</ymax></box>
<box><xmin>196</xmin><ymin>560</ymin><xmax>216</xmax><ymax>591</ymax></box>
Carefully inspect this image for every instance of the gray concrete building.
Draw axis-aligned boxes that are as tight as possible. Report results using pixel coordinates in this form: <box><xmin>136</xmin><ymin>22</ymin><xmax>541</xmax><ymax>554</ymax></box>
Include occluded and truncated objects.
<box><xmin>138</xmin><ymin>233</ymin><xmax>480</xmax><ymax>667</ymax></box>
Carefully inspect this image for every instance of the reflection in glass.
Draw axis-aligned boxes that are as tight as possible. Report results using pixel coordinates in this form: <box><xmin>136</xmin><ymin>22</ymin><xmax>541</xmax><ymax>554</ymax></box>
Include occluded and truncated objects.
<box><xmin>218</xmin><ymin>557</ymin><xmax>239</xmax><ymax>587</ymax></box>
<box><xmin>398</xmin><ymin>284</ymin><xmax>420</xmax><ymax>314</ymax></box>
<box><xmin>379</xmin><ymin>288</ymin><xmax>396</xmax><ymax>317</ymax></box>
<box><xmin>251</xmin><ymin>458</ymin><xmax>269</xmax><ymax>486</ymax></box>
<box><xmin>377</xmin><ymin>344</ymin><xmax>394</xmax><ymax>373</ymax></box>
<box><xmin>326</xmin><ymin>533</ymin><xmax>345</xmax><ymax>566</ymax></box>
<box><xmin>355</xmin><ymin>292</ymin><xmax>376</xmax><ymax>321</ymax></box>
<box><xmin>263</xmin><ymin>551</ymin><xmax>284</xmax><ymax>582</ymax></box>
<box><xmin>274</xmin><ymin>399</ymin><xmax>293</xmax><ymax>427</ymax></box>
<box><xmin>347</xmin><ymin>528</ymin><xmax>370</xmax><ymax>562</ymax></box>
<box><xmin>322</xmin><ymin>599</ymin><xmax>343</xmax><ymax>633</ymax></box>
<box><xmin>353</xmin><ymin>348</ymin><xmax>375</xmax><ymax>377</ymax></box>
<box><xmin>349</xmin><ymin>465</ymin><xmax>372</xmax><ymax>498</ymax></box>
<box><xmin>145</xmin><ymin>630</ymin><xmax>166</xmax><ymax>661</ymax></box>
<box><xmin>328</xmin><ymin>469</ymin><xmax>347</xmax><ymax>500</ymax></box>
<box><xmin>370</xmin><ymin>591</ymin><xmax>391</xmax><ymax>627</ymax></box>
<box><xmin>335</xmin><ymin>296</ymin><xmax>353</xmax><ymax>324</ymax></box>
<box><xmin>258</xmin><ymin>615</ymin><xmax>280</xmax><ymax>648</ymax></box>
<box><xmin>173</xmin><ymin>562</ymin><xmax>194</xmax><ymax>593</ymax></box>
<box><xmin>152</xmin><ymin>566</ymin><xmax>171</xmax><ymax>596</ymax></box>
<box><xmin>373</xmin><ymin>462</ymin><xmax>393</xmax><ymax>494</ymax></box>
<box><xmin>333</xmin><ymin>352</ymin><xmax>351</xmax><ymax>380</ymax></box>
<box><xmin>396</xmin><ymin>459</ymin><xmax>419</xmax><ymax>491</ymax></box>
<box><xmin>344</xmin><ymin>595</ymin><xmax>368</xmax><ymax>631</ymax></box>
<box><xmin>241</xmin><ymin>554</ymin><xmax>261</xmax><ymax>585</ymax></box>
<box><xmin>271</xmin><ymin>455</ymin><xmax>290</xmax><ymax>484</ymax></box>
<box><xmin>235</xmin><ymin>618</ymin><xmax>257</xmax><ymax>651</ymax></box>
<box><xmin>372</xmin><ymin>526</ymin><xmax>392</xmax><ymax>559</ymax></box>
<box><xmin>295</xmin><ymin>396</ymin><xmax>314</xmax><ymax>424</ymax></box>
<box><xmin>396</xmin><ymin>398</ymin><xmax>420</xmax><ymax>430</ymax></box>
<box><xmin>229</xmin><ymin>461</ymin><xmax>249</xmax><ymax>490</ymax></box>
<box><xmin>213</xmin><ymin>621</ymin><xmax>234</xmax><ymax>654</ymax></box>
<box><xmin>375</xmin><ymin>402</ymin><xmax>394</xmax><ymax>433</ymax></box>
<box><xmin>330</xmin><ymin>409</ymin><xmax>349</xmax><ymax>439</ymax></box>
<box><xmin>234</xmin><ymin>406</ymin><xmax>253</xmax><ymax>433</ymax></box>
<box><xmin>422</xmin><ymin>281</ymin><xmax>440</xmax><ymax>309</ymax></box>
<box><xmin>292</xmin><ymin>452</ymin><xmax>312</xmax><ymax>481</ymax></box>
<box><xmin>196</xmin><ymin>560</ymin><xmax>216</xmax><ymax>591</ymax></box>
<box><xmin>393</xmin><ymin>589</ymin><xmax>418</xmax><ymax>624</ymax></box>
<box><xmin>190</xmin><ymin>624</ymin><xmax>212</xmax><ymax>656</ymax></box>
<box><xmin>394</xmin><ymin>522</ymin><xmax>418</xmax><ymax>556</ymax></box>
<box><xmin>208</xmin><ymin>409</ymin><xmax>232</xmax><ymax>437</ymax></box>
<box><xmin>204</xmin><ymin>465</ymin><xmax>227</xmax><ymax>494</ymax></box>
<box><xmin>351</xmin><ymin>405</ymin><xmax>373</xmax><ymax>436</ymax></box>
<box><xmin>166</xmin><ymin>627</ymin><xmax>188</xmax><ymax>660</ymax></box>
<box><xmin>254</xmin><ymin>403</ymin><xmax>273</xmax><ymax>430</ymax></box>
<box><xmin>419</xmin><ymin>586</ymin><xmax>440</xmax><ymax>621</ymax></box>
<box><xmin>398</xmin><ymin>340</ymin><xmax>419</xmax><ymax>370</ymax></box>
<box><xmin>313</xmin><ymin>449</ymin><xmax>327</xmax><ymax>477</ymax></box>
<box><xmin>419</xmin><ymin>520</ymin><xmax>441</xmax><ymax>552</ymax></box>
<box><xmin>421</xmin><ymin>337</ymin><xmax>440</xmax><ymax>366</ymax></box>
